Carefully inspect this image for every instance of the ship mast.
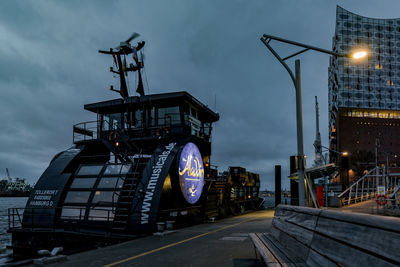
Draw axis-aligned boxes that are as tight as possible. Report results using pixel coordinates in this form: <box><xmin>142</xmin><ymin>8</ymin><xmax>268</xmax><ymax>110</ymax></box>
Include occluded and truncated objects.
<box><xmin>314</xmin><ymin>96</ymin><xmax>324</xmax><ymax>166</ymax></box>
<box><xmin>99</xmin><ymin>33</ymin><xmax>145</xmax><ymax>98</ymax></box>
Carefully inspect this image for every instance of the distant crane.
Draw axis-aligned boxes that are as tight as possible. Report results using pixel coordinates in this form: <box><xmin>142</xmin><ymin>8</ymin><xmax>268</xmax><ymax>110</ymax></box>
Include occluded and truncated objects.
<box><xmin>314</xmin><ymin>96</ymin><xmax>324</xmax><ymax>166</ymax></box>
<box><xmin>6</xmin><ymin>168</ymin><xmax>11</xmax><ymax>182</ymax></box>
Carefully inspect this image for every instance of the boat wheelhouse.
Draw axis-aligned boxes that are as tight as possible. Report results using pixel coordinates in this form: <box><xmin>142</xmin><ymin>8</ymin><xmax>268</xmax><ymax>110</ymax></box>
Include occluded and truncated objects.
<box><xmin>9</xmin><ymin>90</ymin><xmax>219</xmax><ymax>255</ymax></box>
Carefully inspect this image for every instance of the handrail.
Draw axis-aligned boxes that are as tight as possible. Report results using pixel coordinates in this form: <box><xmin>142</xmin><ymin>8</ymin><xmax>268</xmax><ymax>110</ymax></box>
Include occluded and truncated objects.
<box><xmin>337</xmin><ymin>165</ymin><xmax>400</xmax><ymax>206</ymax></box>
<box><xmin>74</xmin><ymin>115</ymin><xmax>211</xmax><ymax>145</ymax></box>
<box><xmin>338</xmin><ymin>167</ymin><xmax>378</xmax><ymax>198</ymax></box>
<box><xmin>73</xmin><ymin>120</ymin><xmax>98</xmax><ymax>143</ymax></box>
<box><xmin>8</xmin><ymin>207</ymin><xmax>116</xmax><ymax>232</ymax></box>
<box><xmin>390</xmin><ymin>186</ymin><xmax>400</xmax><ymax>199</ymax></box>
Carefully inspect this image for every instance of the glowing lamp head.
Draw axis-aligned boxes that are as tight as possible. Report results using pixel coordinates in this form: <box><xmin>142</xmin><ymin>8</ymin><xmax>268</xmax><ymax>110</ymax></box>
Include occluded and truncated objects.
<box><xmin>341</xmin><ymin>151</ymin><xmax>349</xmax><ymax>156</ymax></box>
<box><xmin>352</xmin><ymin>51</ymin><xmax>367</xmax><ymax>59</ymax></box>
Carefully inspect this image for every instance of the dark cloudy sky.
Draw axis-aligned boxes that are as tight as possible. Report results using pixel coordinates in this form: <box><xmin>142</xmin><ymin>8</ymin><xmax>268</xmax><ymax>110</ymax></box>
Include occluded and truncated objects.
<box><xmin>1</xmin><ymin>0</ymin><xmax>400</xmax><ymax>190</ymax></box>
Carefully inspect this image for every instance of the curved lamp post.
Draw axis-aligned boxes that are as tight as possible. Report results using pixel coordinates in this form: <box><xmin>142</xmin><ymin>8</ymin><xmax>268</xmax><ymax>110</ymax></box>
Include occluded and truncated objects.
<box><xmin>260</xmin><ymin>34</ymin><xmax>366</xmax><ymax>206</ymax></box>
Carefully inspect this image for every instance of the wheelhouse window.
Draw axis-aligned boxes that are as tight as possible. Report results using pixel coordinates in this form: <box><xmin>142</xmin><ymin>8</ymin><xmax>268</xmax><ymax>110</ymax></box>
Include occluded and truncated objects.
<box><xmin>203</xmin><ymin>122</ymin><xmax>212</xmax><ymax>137</ymax></box>
<box><xmin>158</xmin><ymin>106</ymin><xmax>181</xmax><ymax>126</ymax></box>
<box><xmin>149</xmin><ymin>107</ymin><xmax>156</xmax><ymax>127</ymax></box>
<box><xmin>102</xmin><ymin>113</ymin><xmax>122</xmax><ymax>131</ymax></box>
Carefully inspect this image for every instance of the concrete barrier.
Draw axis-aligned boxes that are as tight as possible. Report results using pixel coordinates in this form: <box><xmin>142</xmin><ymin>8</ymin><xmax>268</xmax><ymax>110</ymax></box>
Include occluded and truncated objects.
<box><xmin>250</xmin><ymin>204</ymin><xmax>400</xmax><ymax>266</ymax></box>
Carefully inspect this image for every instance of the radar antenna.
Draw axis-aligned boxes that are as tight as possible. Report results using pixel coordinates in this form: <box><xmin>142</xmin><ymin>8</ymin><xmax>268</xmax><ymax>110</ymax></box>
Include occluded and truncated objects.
<box><xmin>99</xmin><ymin>32</ymin><xmax>146</xmax><ymax>98</ymax></box>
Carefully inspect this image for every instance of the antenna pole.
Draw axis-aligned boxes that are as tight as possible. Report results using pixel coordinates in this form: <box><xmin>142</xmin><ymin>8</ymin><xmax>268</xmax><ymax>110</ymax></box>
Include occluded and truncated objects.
<box><xmin>116</xmin><ymin>53</ymin><xmax>129</xmax><ymax>98</ymax></box>
<box><xmin>214</xmin><ymin>93</ymin><xmax>217</xmax><ymax>112</ymax></box>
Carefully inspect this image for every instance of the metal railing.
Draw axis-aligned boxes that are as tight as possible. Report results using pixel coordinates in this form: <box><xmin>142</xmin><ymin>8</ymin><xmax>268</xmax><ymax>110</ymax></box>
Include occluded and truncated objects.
<box><xmin>73</xmin><ymin>121</ymin><xmax>98</xmax><ymax>143</ymax></box>
<box><xmin>73</xmin><ymin>114</ymin><xmax>212</xmax><ymax>143</ymax></box>
<box><xmin>8</xmin><ymin>207</ymin><xmax>116</xmax><ymax>232</ymax></box>
<box><xmin>385</xmin><ymin>186</ymin><xmax>400</xmax><ymax>209</ymax></box>
<box><xmin>338</xmin><ymin>167</ymin><xmax>400</xmax><ymax>206</ymax></box>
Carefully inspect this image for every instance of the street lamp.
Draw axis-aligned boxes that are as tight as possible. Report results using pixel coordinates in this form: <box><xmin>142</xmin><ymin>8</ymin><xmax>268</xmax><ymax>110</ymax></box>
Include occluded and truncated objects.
<box><xmin>352</xmin><ymin>51</ymin><xmax>367</xmax><ymax>59</ymax></box>
<box><xmin>260</xmin><ymin>34</ymin><xmax>366</xmax><ymax>206</ymax></box>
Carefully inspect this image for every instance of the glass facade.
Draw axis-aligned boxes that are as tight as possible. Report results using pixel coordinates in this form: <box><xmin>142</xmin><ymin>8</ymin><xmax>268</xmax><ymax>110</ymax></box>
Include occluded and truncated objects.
<box><xmin>328</xmin><ymin>6</ymin><xmax>400</xmax><ymax>151</ymax></box>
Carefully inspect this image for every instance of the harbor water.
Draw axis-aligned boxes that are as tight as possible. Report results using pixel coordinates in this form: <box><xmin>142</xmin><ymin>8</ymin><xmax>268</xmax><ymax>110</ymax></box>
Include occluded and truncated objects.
<box><xmin>262</xmin><ymin>195</ymin><xmax>291</xmax><ymax>209</ymax></box>
<box><xmin>0</xmin><ymin>197</ymin><xmax>28</xmax><ymax>262</ymax></box>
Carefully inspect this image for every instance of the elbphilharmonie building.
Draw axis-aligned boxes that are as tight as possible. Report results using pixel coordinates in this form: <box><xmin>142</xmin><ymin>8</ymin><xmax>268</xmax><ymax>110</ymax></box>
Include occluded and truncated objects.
<box><xmin>329</xmin><ymin>6</ymin><xmax>400</xmax><ymax>170</ymax></box>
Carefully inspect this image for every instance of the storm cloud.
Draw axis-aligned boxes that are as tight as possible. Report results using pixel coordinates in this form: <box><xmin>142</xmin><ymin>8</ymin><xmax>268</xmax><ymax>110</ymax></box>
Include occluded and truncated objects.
<box><xmin>1</xmin><ymin>0</ymin><xmax>400</xmax><ymax>190</ymax></box>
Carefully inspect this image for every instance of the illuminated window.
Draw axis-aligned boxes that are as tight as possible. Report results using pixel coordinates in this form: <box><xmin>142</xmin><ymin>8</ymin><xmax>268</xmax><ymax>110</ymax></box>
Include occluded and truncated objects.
<box><xmin>375</xmin><ymin>64</ymin><xmax>383</xmax><ymax>69</ymax></box>
<box><xmin>387</xmin><ymin>80</ymin><xmax>394</xmax><ymax>86</ymax></box>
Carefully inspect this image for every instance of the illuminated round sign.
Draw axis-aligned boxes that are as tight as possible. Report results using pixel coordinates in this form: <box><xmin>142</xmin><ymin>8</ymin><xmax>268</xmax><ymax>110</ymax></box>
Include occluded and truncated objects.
<box><xmin>178</xmin><ymin>142</ymin><xmax>204</xmax><ymax>204</ymax></box>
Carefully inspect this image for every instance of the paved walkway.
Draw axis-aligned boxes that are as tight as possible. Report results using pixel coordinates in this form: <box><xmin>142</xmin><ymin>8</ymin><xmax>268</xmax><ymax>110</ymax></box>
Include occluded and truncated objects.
<box><xmin>336</xmin><ymin>199</ymin><xmax>379</xmax><ymax>214</ymax></box>
<box><xmin>335</xmin><ymin>199</ymin><xmax>400</xmax><ymax>217</ymax></box>
<box><xmin>24</xmin><ymin>201</ymin><xmax>399</xmax><ymax>266</ymax></box>
<box><xmin>44</xmin><ymin>210</ymin><xmax>274</xmax><ymax>267</ymax></box>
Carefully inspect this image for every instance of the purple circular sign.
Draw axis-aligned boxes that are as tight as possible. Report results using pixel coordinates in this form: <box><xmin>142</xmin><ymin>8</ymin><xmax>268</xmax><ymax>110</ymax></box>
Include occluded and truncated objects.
<box><xmin>178</xmin><ymin>142</ymin><xmax>204</xmax><ymax>204</ymax></box>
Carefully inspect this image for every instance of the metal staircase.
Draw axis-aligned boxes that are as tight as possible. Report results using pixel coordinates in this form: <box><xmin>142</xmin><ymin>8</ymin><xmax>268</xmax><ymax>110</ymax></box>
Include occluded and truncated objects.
<box><xmin>203</xmin><ymin>177</ymin><xmax>227</xmax><ymax>219</ymax></box>
<box><xmin>111</xmin><ymin>157</ymin><xmax>149</xmax><ymax>232</ymax></box>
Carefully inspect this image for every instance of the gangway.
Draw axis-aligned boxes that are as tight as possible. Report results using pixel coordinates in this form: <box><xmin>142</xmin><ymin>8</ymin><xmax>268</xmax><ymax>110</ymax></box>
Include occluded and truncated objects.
<box><xmin>338</xmin><ymin>166</ymin><xmax>400</xmax><ymax>206</ymax></box>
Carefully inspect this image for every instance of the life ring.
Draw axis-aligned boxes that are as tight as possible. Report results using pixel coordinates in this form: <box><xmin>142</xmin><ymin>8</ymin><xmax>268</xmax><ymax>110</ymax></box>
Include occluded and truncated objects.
<box><xmin>156</xmin><ymin>127</ymin><xmax>169</xmax><ymax>137</ymax></box>
<box><xmin>375</xmin><ymin>194</ymin><xmax>388</xmax><ymax>206</ymax></box>
<box><xmin>108</xmin><ymin>131</ymin><xmax>120</xmax><ymax>142</ymax></box>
